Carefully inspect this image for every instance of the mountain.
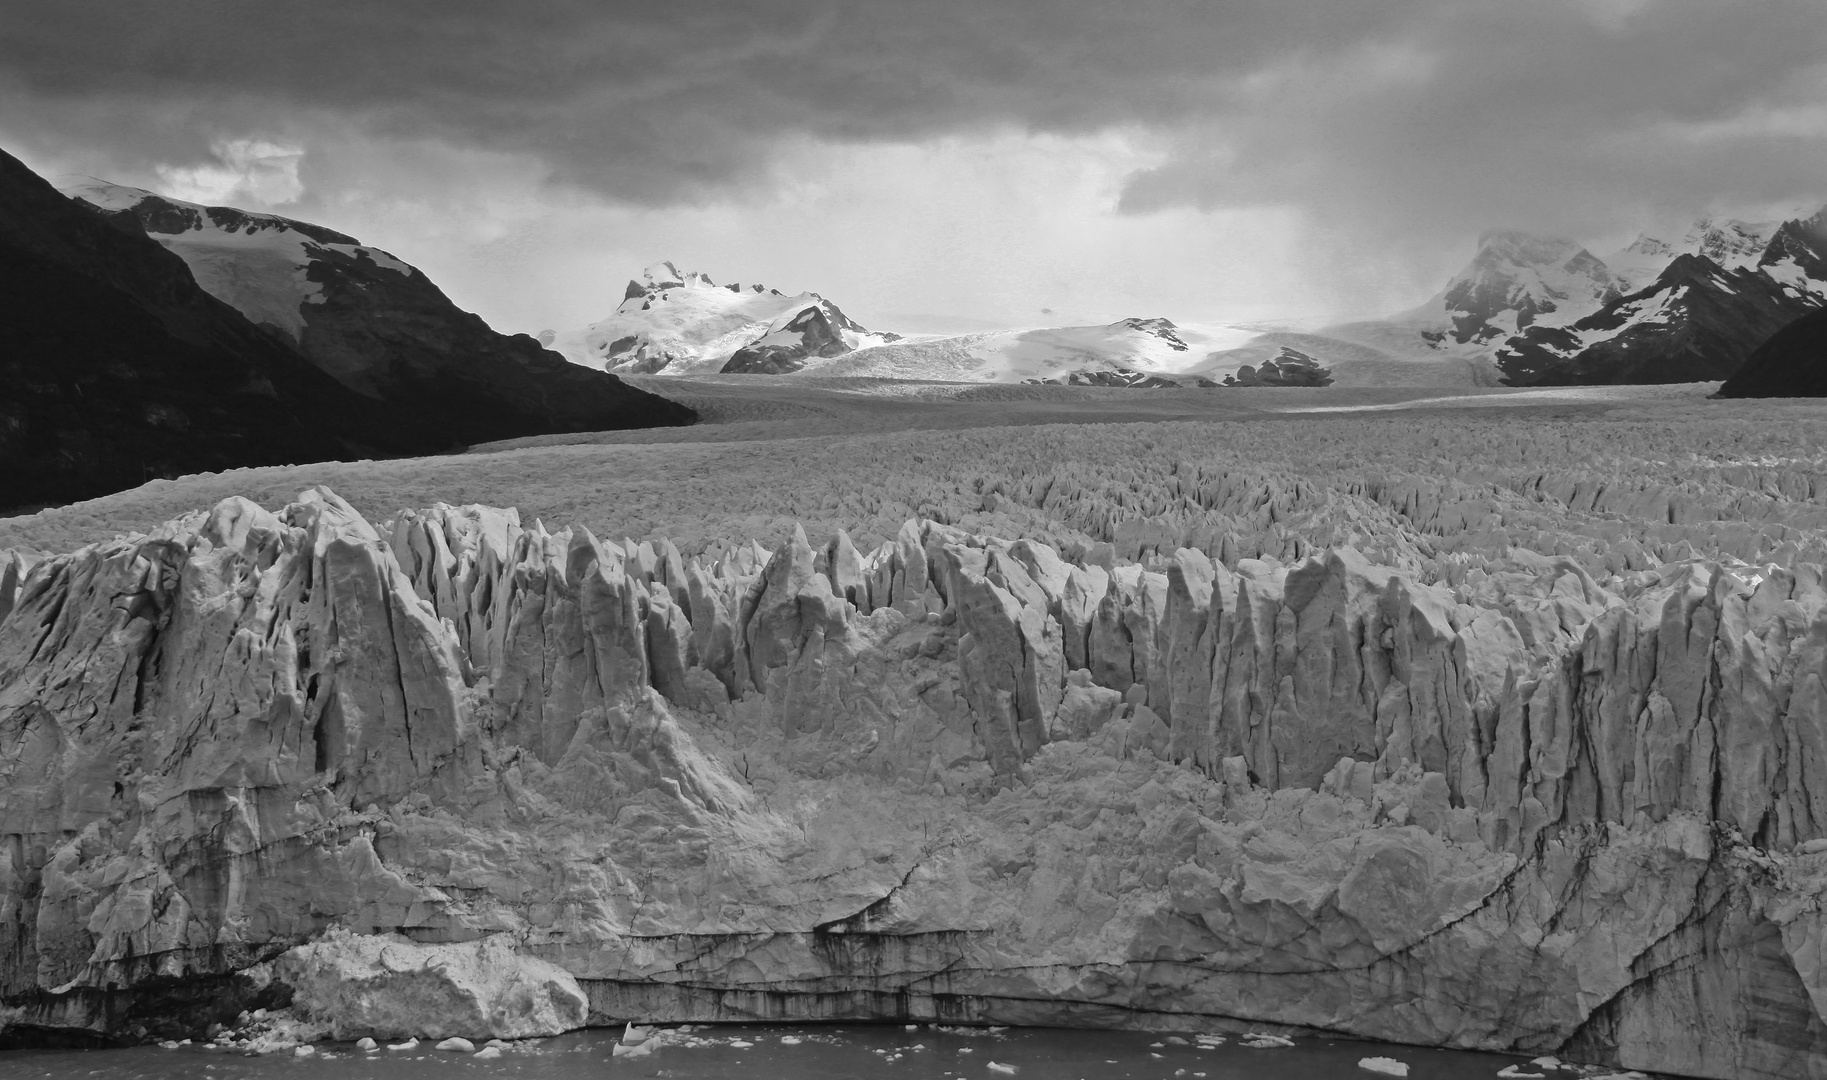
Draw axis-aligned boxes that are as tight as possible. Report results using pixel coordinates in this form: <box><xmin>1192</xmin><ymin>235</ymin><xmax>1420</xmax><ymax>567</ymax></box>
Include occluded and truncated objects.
<box><xmin>0</xmin><ymin>147</ymin><xmax>424</xmax><ymax>510</ymax></box>
<box><xmin>60</xmin><ymin>179</ymin><xmax>694</xmax><ymax>443</ymax></box>
<box><xmin>1495</xmin><ymin>252</ymin><xmax>1821</xmax><ymax>385</ymax></box>
<box><xmin>721</xmin><ymin>295</ymin><xmax>886</xmax><ymax>374</ymax></box>
<box><xmin>1433</xmin><ymin>230</ymin><xmax>1621</xmax><ymax>343</ymax></box>
<box><xmin>800</xmin><ymin>316</ymin><xmax>1257</xmax><ymax>383</ymax></box>
<box><xmin>1494</xmin><ymin>210</ymin><xmax>1827</xmax><ymax>386</ymax></box>
<box><xmin>546</xmin><ymin>262</ymin><xmax>900</xmax><ymax>375</ymax></box>
<box><xmin>1292</xmin><ymin>210</ymin><xmax>1827</xmax><ymax>388</ymax></box>
<box><xmin>1717</xmin><ymin>306</ymin><xmax>1827</xmax><ymax>397</ymax></box>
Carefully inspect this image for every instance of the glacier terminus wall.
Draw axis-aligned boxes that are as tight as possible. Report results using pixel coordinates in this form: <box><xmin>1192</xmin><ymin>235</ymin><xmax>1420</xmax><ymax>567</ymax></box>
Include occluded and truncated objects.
<box><xmin>3</xmin><ymin>487</ymin><xmax>1827</xmax><ymax>1078</ymax></box>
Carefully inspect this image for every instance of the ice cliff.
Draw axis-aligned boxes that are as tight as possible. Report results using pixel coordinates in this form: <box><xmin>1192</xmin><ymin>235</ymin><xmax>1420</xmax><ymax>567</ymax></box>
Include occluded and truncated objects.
<box><xmin>3</xmin><ymin>487</ymin><xmax>1827</xmax><ymax>1077</ymax></box>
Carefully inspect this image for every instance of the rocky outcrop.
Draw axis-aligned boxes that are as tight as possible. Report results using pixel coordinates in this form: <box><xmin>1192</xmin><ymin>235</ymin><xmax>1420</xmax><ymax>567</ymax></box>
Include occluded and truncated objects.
<box><xmin>4</xmin><ymin>487</ymin><xmax>1827</xmax><ymax>1076</ymax></box>
<box><xmin>1219</xmin><ymin>348</ymin><xmax>1334</xmax><ymax>386</ymax></box>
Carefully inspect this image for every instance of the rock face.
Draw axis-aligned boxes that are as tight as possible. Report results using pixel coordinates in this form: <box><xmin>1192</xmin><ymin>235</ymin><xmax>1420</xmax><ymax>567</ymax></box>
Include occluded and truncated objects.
<box><xmin>5</xmin><ymin>487</ymin><xmax>1827</xmax><ymax>1077</ymax></box>
<box><xmin>1718</xmin><ymin>304</ymin><xmax>1827</xmax><ymax>398</ymax></box>
<box><xmin>59</xmin><ymin>179</ymin><xmax>697</xmax><ymax>446</ymax></box>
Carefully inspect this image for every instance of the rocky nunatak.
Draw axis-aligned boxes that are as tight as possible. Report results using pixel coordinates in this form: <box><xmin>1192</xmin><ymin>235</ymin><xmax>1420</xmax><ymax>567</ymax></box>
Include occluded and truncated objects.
<box><xmin>3</xmin><ymin>488</ymin><xmax>1827</xmax><ymax>1078</ymax></box>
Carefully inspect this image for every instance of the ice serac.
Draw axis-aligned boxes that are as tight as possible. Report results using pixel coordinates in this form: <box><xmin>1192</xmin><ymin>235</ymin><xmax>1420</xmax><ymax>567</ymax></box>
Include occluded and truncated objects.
<box><xmin>5</xmin><ymin>488</ymin><xmax>1827</xmax><ymax>1077</ymax></box>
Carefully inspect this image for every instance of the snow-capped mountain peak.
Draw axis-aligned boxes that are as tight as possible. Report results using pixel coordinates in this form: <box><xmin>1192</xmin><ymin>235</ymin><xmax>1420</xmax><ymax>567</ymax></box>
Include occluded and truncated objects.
<box><xmin>1682</xmin><ymin>216</ymin><xmax>1779</xmax><ymax>270</ymax></box>
<box><xmin>1435</xmin><ymin>230</ymin><xmax>1617</xmax><ymax>343</ymax></box>
<box><xmin>550</xmin><ymin>265</ymin><xmax>896</xmax><ymax>375</ymax></box>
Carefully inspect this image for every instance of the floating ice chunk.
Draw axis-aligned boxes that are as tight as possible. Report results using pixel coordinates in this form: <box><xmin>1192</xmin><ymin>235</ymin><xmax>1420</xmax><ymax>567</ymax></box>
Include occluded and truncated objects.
<box><xmin>988</xmin><ymin>1063</ymin><xmax>1018</xmax><ymax>1075</ymax></box>
<box><xmin>387</xmin><ymin>1038</ymin><xmax>418</xmax><ymax>1050</ymax></box>
<box><xmin>294</xmin><ymin>1045</ymin><xmax>316</xmax><ymax>1057</ymax></box>
<box><xmin>356</xmin><ymin>1038</ymin><xmax>377</xmax><ymax>1051</ymax></box>
<box><xmin>1530</xmin><ymin>1058</ymin><xmax>1564</xmax><ymax>1069</ymax></box>
<box><xmin>612</xmin><ymin>1041</ymin><xmax>653</xmax><ymax>1058</ymax></box>
<box><xmin>781</xmin><ymin>1035</ymin><xmax>803</xmax><ymax>1045</ymax></box>
<box><xmin>1242</xmin><ymin>1033</ymin><xmax>1295</xmax><ymax>1048</ymax></box>
<box><xmin>1358</xmin><ymin>1057</ymin><xmax>1409</xmax><ymax>1076</ymax></box>
<box><xmin>623</xmin><ymin>1022</ymin><xmax>654</xmax><ymax>1045</ymax></box>
<box><xmin>436</xmin><ymin>1037</ymin><xmax>475</xmax><ymax>1053</ymax></box>
<box><xmin>730</xmin><ymin>1040</ymin><xmax>753</xmax><ymax>1048</ymax></box>
<box><xmin>474</xmin><ymin>1047</ymin><xmax>502</xmax><ymax>1059</ymax></box>
<box><xmin>1497</xmin><ymin>1068</ymin><xmax>1546</xmax><ymax>1078</ymax></box>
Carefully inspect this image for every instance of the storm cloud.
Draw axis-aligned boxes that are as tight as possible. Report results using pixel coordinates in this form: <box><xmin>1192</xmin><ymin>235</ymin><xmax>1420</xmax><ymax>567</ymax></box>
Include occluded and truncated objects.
<box><xmin>6</xmin><ymin>0</ymin><xmax>1824</xmax><ymax>326</ymax></box>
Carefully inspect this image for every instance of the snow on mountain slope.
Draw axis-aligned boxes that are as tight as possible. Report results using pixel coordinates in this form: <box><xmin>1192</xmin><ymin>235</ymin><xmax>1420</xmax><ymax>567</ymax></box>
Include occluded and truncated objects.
<box><xmin>1497</xmin><ymin>249</ymin><xmax>1825</xmax><ymax>385</ymax></box>
<box><xmin>58</xmin><ymin>177</ymin><xmax>409</xmax><ymax>341</ymax></box>
<box><xmin>1603</xmin><ymin>217</ymin><xmax>1781</xmax><ymax>291</ymax></box>
<box><xmin>807</xmin><ymin>318</ymin><xmax>1259</xmax><ymax>382</ymax></box>
<box><xmin>1302</xmin><ymin>207</ymin><xmax>1827</xmax><ymax>387</ymax></box>
<box><xmin>547</xmin><ymin>262</ymin><xmax>899</xmax><ymax>375</ymax></box>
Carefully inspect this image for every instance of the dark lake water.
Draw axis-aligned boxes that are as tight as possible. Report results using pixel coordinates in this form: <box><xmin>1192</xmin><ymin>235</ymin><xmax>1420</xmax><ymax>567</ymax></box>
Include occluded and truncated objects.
<box><xmin>1</xmin><ymin>1025</ymin><xmax>1631</xmax><ymax>1080</ymax></box>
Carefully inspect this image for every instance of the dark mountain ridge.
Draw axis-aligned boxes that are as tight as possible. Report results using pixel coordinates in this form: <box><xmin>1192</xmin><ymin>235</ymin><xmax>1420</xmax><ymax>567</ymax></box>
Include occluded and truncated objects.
<box><xmin>65</xmin><ymin>184</ymin><xmax>696</xmax><ymax>444</ymax></box>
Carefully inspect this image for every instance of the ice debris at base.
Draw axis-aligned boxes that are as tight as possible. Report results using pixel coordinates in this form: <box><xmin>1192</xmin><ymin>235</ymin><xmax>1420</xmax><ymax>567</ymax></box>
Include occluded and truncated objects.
<box><xmin>1242</xmin><ymin>1033</ymin><xmax>1295</xmax><ymax>1048</ymax></box>
<box><xmin>436</xmin><ymin>1037</ymin><xmax>475</xmax><ymax>1052</ymax></box>
<box><xmin>474</xmin><ymin>1046</ymin><xmax>502</xmax><ymax>1059</ymax></box>
<box><xmin>279</xmin><ymin>929</ymin><xmax>587</xmax><ymax>1041</ymax></box>
<box><xmin>388</xmin><ymin>1038</ymin><xmax>417</xmax><ymax>1050</ymax></box>
<box><xmin>1498</xmin><ymin>1068</ymin><xmax>1546</xmax><ymax>1079</ymax></box>
<box><xmin>294</xmin><ymin>1045</ymin><xmax>315</xmax><ymax>1057</ymax></box>
<box><xmin>781</xmin><ymin>1035</ymin><xmax>804</xmax><ymax>1044</ymax></box>
<box><xmin>1359</xmin><ymin>1057</ymin><xmax>1409</xmax><ymax>1077</ymax></box>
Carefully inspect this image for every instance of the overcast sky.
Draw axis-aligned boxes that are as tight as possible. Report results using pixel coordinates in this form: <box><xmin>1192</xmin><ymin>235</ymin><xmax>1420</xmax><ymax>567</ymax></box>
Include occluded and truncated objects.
<box><xmin>4</xmin><ymin>0</ymin><xmax>1825</xmax><ymax>335</ymax></box>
